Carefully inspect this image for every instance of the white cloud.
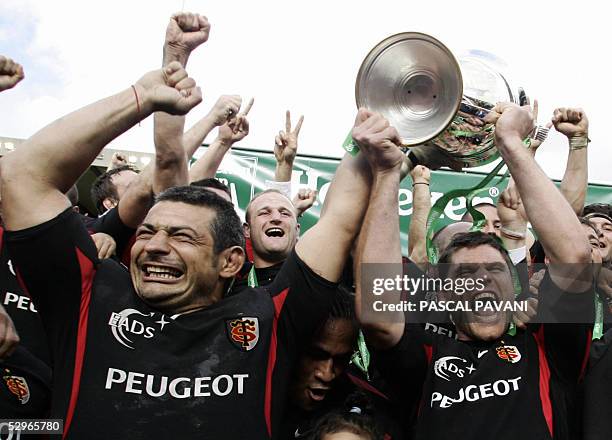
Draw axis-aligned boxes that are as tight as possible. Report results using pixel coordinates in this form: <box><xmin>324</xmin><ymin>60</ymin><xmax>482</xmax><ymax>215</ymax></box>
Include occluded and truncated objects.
<box><xmin>0</xmin><ymin>0</ymin><xmax>610</xmax><ymax>182</ymax></box>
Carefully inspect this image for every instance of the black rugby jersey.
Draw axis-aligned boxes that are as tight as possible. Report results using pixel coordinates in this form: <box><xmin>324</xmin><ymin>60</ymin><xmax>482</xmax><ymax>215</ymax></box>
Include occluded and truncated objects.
<box><xmin>582</xmin><ymin>328</ymin><xmax>612</xmax><ymax>440</ymax></box>
<box><xmin>6</xmin><ymin>208</ymin><xmax>335</xmax><ymax>439</ymax></box>
<box><xmin>0</xmin><ymin>227</ymin><xmax>51</xmax><ymax>418</ymax></box>
<box><xmin>375</xmin><ymin>272</ymin><xmax>593</xmax><ymax>440</ymax></box>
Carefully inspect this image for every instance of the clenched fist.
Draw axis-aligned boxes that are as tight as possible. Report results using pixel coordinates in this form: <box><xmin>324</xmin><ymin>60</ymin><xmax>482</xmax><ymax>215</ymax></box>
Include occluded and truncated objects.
<box><xmin>136</xmin><ymin>61</ymin><xmax>202</xmax><ymax>115</ymax></box>
<box><xmin>552</xmin><ymin>107</ymin><xmax>588</xmax><ymax>139</ymax></box>
<box><xmin>164</xmin><ymin>12</ymin><xmax>211</xmax><ymax>64</ymax></box>
<box><xmin>0</xmin><ymin>56</ymin><xmax>24</xmax><ymax>92</ymax></box>
<box><xmin>351</xmin><ymin>109</ymin><xmax>403</xmax><ymax>173</ymax></box>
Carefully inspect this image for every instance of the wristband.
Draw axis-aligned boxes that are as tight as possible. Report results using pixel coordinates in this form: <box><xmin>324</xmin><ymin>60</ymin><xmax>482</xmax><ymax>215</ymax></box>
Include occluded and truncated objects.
<box><xmin>131</xmin><ymin>85</ymin><xmax>141</xmax><ymax>126</ymax></box>
<box><xmin>500</xmin><ymin>227</ymin><xmax>526</xmax><ymax>240</ymax></box>
<box><xmin>569</xmin><ymin>135</ymin><xmax>590</xmax><ymax>150</ymax></box>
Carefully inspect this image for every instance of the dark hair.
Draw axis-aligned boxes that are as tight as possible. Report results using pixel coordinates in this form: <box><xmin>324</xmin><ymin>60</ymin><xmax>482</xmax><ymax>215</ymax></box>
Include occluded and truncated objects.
<box><xmin>190</xmin><ymin>178</ymin><xmax>231</xmax><ymax>198</ymax></box>
<box><xmin>437</xmin><ymin>231</ymin><xmax>510</xmax><ymax>278</ymax></box>
<box><xmin>583</xmin><ymin>203</ymin><xmax>612</xmax><ymax>218</ymax></box>
<box><xmin>330</xmin><ymin>285</ymin><xmax>356</xmax><ymax>321</ymax></box>
<box><xmin>155</xmin><ymin>186</ymin><xmax>245</xmax><ymax>254</ymax></box>
<box><xmin>66</xmin><ymin>185</ymin><xmax>79</xmax><ymax>207</ymax></box>
<box><xmin>90</xmin><ymin>165</ymin><xmax>137</xmax><ymax>214</ymax></box>
<box><xmin>579</xmin><ymin>216</ymin><xmax>599</xmax><ymax>235</ymax></box>
<box><xmin>310</xmin><ymin>391</ymin><xmax>382</xmax><ymax>440</ymax></box>
<box><xmin>245</xmin><ymin>189</ymin><xmax>292</xmax><ymax>224</ymax></box>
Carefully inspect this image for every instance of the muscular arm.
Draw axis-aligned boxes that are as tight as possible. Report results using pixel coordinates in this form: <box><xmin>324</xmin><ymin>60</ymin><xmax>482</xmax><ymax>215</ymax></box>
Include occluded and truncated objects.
<box><xmin>356</xmin><ymin>168</ymin><xmax>405</xmax><ymax>350</ymax></box>
<box><xmin>189</xmin><ymin>137</ymin><xmax>232</xmax><ymax>180</ymax></box>
<box><xmin>0</xmin><ymin>64</ymin><xmax>201</xmax><ymax>231</ymax></box>
<box><xmin>296</xmin><ymin>152</ymin><xmax>372</xmax><ymax>281</ymax></box>
<box><xmin>494</xmin><ymin>105</ymin><xmax>591</xmax><ymax>291</ymax></box>
<box><xmin>408</xmin><ymin>166</ymin><xmax>431</xmax><ymax>270</ymax></box>
<box><xmin>559</xmin><ymin>147</ymin><xmax>588</xmax><ymax>215</ymax></box>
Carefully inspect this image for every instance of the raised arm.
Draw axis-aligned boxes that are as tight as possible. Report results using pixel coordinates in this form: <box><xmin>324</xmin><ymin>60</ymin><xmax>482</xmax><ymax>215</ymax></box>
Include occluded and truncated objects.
<box><xmin>188</xmin><ymin>99</ymin><xmax>253</xmax><ymax>182</ymax></box>
<box><xmin>183</xmin><ymin>95</ymin><xmax>244</xmax><ymax>158</ymax></box>
<box><xmin>491</xmin><ymin>103</ymin><xmax>592</xmax><ymax>291</ymax></box>
<box><xmin>552</xmin><ymin>107</ymin><xmax>589</xmax><ymax>215</ymax></box>
<box><xmin>0</xmin><ymin>63</ymin><xmax>201</xmax><ymax>231</ymax></box>
<box><xmin>116</xmin><ymin>12</ymin><xmax>210</xmax><ymax>228</ymax></box>
<box><xmin>408</xmin><ymin>165</ymin><xmax>431</xmax><ymax>270</ymax></box>
<box><xmin>0</xmin><ymin>56</ymin><xmax>24</xmax><ymax>92</ymax></box>
<box><xmin>354</xmin><ymin>115</ymin><xmax>405</xmax><ymax>349</ymax></box>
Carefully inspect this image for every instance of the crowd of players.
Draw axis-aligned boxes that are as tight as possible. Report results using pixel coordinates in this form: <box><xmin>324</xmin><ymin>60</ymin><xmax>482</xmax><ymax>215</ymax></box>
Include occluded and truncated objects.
<box><xmin>0</xmin><ymin>11</ymin><xmax>611</xmax><ymax>440</ymax></box>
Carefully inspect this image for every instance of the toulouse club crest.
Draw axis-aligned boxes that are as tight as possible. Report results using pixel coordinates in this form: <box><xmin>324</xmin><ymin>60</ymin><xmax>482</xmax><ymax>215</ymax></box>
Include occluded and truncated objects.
<box><xmin>2</xmin><ymin>368</ymin><xmax>30</xmax><ymax>404</ymax></box>
<box><xmin>226</xmin><ymin>317</ymin><xmax>259</xmax><ymax>351</ymax></box>
<box><xmin>496</xmin><ymin>345</ymin><xmax>522</xmax><ymax>364</ymax></box>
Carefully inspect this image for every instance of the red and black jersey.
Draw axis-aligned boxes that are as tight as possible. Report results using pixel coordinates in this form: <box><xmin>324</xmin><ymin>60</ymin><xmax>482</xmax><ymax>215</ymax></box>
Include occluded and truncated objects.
<box><xmin>582</xmin><ymin>328</ymin><xmax>612</xmax><ymax>440</ymax></box>
<box><xmin>5</xmin><ymin>208</ymin><xmax>336</xmax><ymax>439</ymax></box>
<box><xmin>0</xmin><ymin>227</ymin><xmax>52</xmax><ymax>418</ymax></box>
<box><xmin>375</xmin><ymin>272</ymin><xmax>593</xmax><ymax>440</ymax></box>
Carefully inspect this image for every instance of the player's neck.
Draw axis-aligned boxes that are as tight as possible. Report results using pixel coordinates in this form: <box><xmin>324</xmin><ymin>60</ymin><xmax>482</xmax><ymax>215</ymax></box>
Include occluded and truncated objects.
<box><xmin>252</xmin><ymin>252</ymin><xmax>287</xmax><ymax>269</ymax></box>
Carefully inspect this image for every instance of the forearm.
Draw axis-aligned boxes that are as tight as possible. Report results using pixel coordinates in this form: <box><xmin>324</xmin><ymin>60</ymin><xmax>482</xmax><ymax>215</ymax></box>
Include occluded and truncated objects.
<box><xmin>356</xmin><ymin>169</ymin><xmax>405</xmax><ymax>349</ymax></box>
<box><xmin>183</xmin><ymin>115</ymin><xmax>218</xmax><ymax>158</ymax></box>
<box><xmin>188</xmin><ymin>138</ymin><xmax>231</xmax><ymax>181</ymax></box>
<box><xmin>500</xmin><ymin>135</ymin><xmax>590</xmax><ymax>270</ymax></box>
<box><xmin>408</xmin><ymin>183</ymin><xmax>430</xmax><ymax>267</ymax></box>
<box><xmin>275</xmin><ymin>160</ymin><xmax>293</xmax><ymax>182</ymax></box>
<box><xmin>559</xmin><ymin>147</ymin><xmax>588</xmax><ymax>215</ymax></box>
<box><xmin>153</xmin><ymin>112</ymin><xmax>189</xmax><ymax>192</ymax></box>
<box><xmin>296</xmin><ymin>153</ymin><xmax>372</xmax><ymax>281</ymax></box>
<box><xmin>1</xmin><ymin>85</ymin><xmax>151</xmax><ymax>230</ymax></box>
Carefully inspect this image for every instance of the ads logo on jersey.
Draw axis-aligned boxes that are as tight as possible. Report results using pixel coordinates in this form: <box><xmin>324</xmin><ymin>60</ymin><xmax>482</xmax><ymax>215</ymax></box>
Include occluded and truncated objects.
<box><xmin>2</xmin><ymin>368</ymin><xmax>30</xmax><ymax>404</ymax></box>
<box><xmin>226</xmin><ymin>317</ymin><xmax>259</xmax><ymax>351</ymax></box>
<box><xmin>434</xmin><ymin>356</ymin><xmax>475</xmax><ymax>381</ymax></box>
<box><xmin>108</xmin><ymin>309</ymin><xmax>172</xmax><ymax>349</ymax></box>
<box><xmin>496</xmin><ymin>345</ymin><xmax>521</xmax><ymax>363</ymax></box>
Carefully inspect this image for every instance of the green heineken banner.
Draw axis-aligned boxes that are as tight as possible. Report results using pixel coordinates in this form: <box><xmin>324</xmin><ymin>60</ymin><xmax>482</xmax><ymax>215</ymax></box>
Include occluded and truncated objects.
<box><xmin>205</xmin><ymin>146</ymin><xmax>612</xmax><ymax>255</ymax></box>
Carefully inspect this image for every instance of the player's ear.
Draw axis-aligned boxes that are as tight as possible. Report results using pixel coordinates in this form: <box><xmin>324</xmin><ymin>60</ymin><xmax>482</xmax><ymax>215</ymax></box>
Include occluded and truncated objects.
<box><xmin>219</xmin><ymin>246</ymin><xmax>245</xmax><ymax>279</ymax></box>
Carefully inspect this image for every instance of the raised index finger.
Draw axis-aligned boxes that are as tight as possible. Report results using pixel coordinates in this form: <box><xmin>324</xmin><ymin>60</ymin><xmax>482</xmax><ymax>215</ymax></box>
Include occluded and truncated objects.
<box><xmin>241</xmin><ymin>97</ymin><xmax>254</xmax><ymax>116</ymax></box>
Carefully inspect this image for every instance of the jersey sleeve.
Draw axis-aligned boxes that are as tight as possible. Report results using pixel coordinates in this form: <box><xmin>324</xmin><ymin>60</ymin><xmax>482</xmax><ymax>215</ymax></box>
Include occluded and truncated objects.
<box><xmin>371</xmin><ymin>324</ymin><xmax>430</xmax><ymax>405</ymax></box>
<box><xmin>87</xmin><ymin>206</ymin><xmax>136</xmax><ymax>258</ymax></box>
<box><xmin>4</xmin><ymin>208</ymin><xmax>99</xmax><ymax>359</ymax></box>
<box><xmin>265</xmin><ymin>249</ymin><xmax>337</xmax><ymax>352</ymax></box>
<box><xmin>534</xmin><ymin>270</ymin><xmax>594</xmax><ymax>383</ymax></box>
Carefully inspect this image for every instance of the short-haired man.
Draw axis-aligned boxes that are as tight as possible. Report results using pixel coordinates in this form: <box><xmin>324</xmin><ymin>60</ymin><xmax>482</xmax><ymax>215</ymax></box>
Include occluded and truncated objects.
<box><xmin>239</xmin><ymin>189</ymin><xmax>301</xmax><ymax>287</ymax></box>
<box><xmin>90</xmin><ymin>165</ymin><xmax>139</xmax><ymax>214</ymax></box>
<box><xmin>357</xmin><ymin>103</ymin><xmax>594</xmax><ymax>440</ymax></box>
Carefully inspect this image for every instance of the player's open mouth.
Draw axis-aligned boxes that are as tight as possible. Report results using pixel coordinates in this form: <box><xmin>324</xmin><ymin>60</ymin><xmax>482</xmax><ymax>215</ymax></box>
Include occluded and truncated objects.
<box><xmin>471</xmin><ymin>292</ymin><xmax>501</xmax><ymax>319</ymax></box>
<box><xmin>265</xmin><ymin>227</ymin><xmax>285</xmax><ymax>238</ymax></box>
<box><xmin>142</xmin><ymin>264</ymin><xmax>184</xmax><ymax>282</ymax></box>
<box><xmin>307</xmin><ymin>387</ymin><xmax>328</xmax><ymax>402</ymax></box>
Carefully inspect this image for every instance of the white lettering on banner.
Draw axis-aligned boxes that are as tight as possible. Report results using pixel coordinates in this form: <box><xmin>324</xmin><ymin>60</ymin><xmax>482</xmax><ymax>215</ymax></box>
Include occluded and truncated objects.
<box><xmin>444</xmin><ymin>197</ymin><xmax>467</xmax><ymax>221</ymax></box>
<box><xmin>398</xmin><ymin>189</ymin><xmax>413</xmax><ymax>216</ymax></box>
<box><xmin>3</xmin><ymin>292</ymin><xmax>38</xmax><ymax>313</ymax></box>
<box><xmin>430</xmin><ymin>376</ymin><xmax>522</xmax><ymax>409</ymax></box>
<box><xmin>105</xmin><ymin>368</ymin><xmax>249</xmax><ymax>399</ymax></box>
